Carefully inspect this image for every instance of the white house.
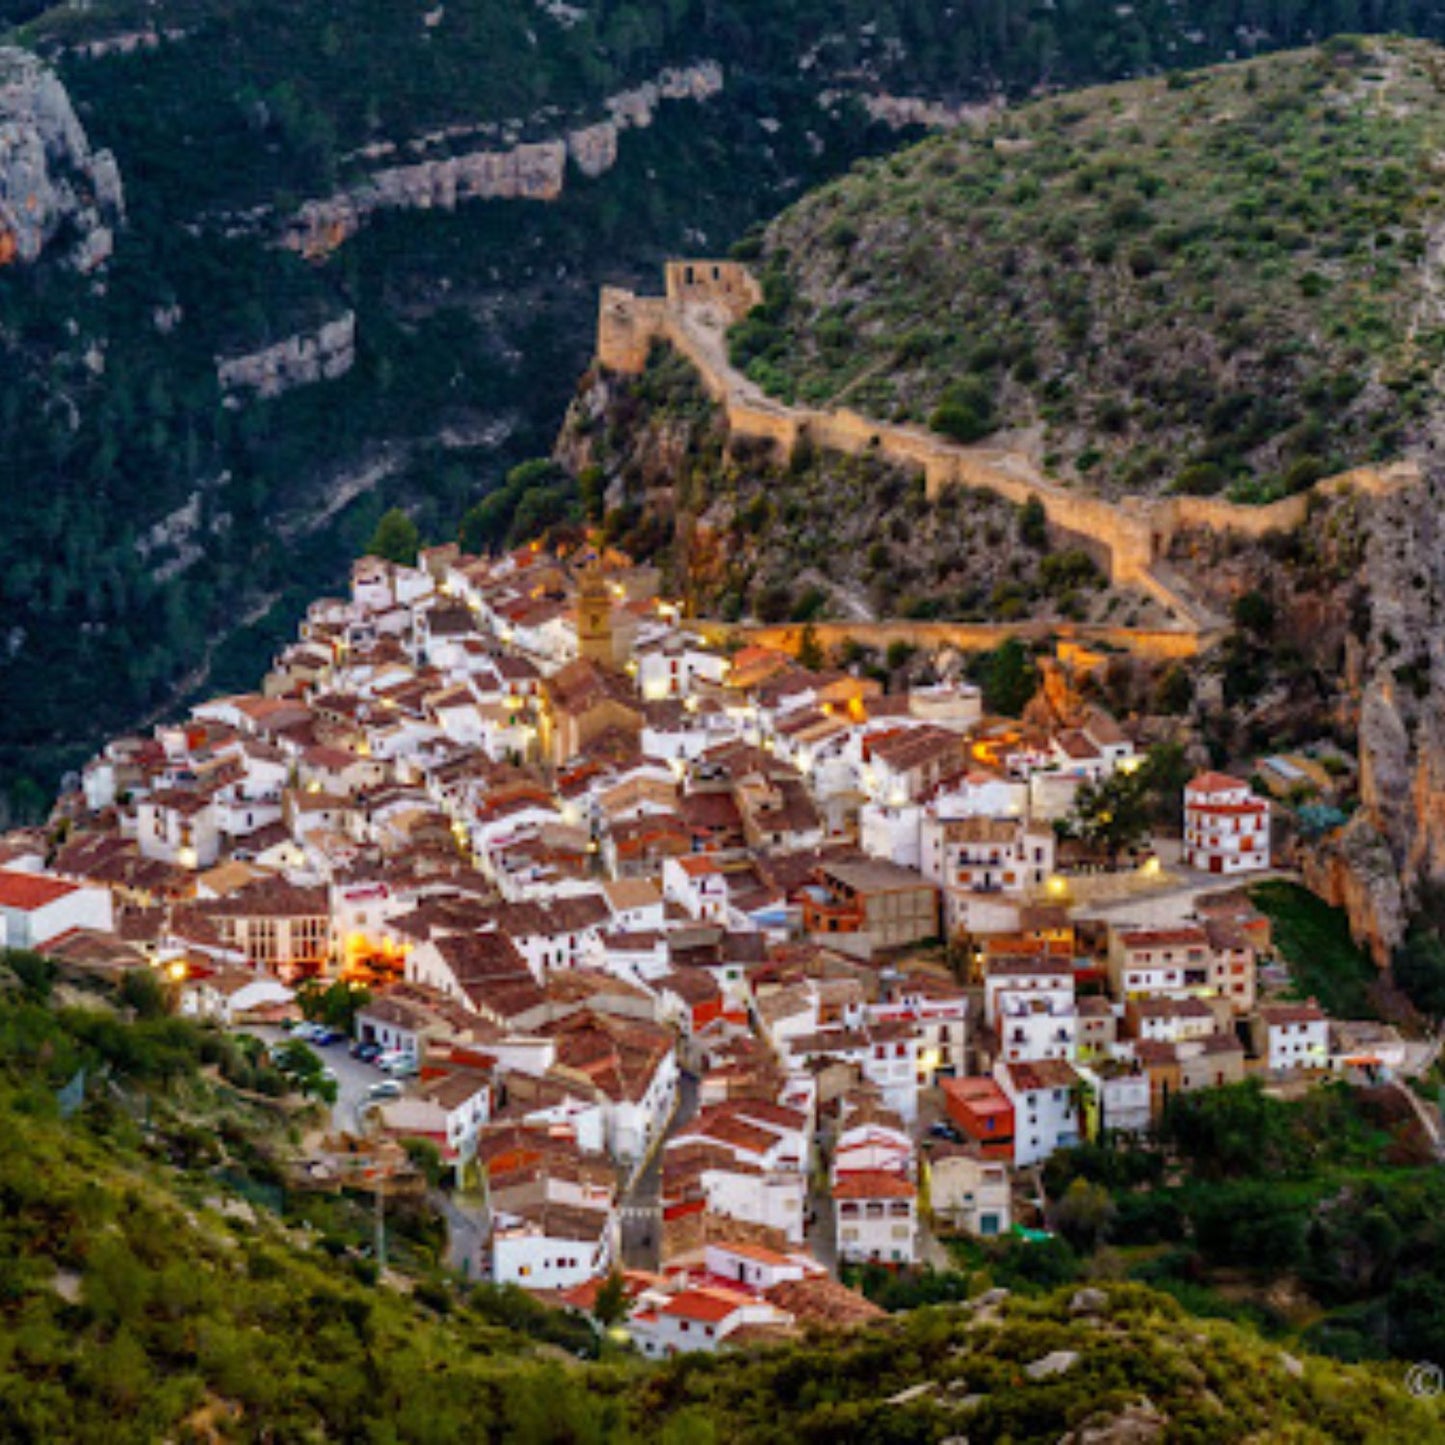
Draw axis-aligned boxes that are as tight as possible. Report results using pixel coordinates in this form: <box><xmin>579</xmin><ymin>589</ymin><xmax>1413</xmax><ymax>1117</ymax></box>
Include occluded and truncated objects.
<box><xmin>1182</xmin><ymin>772</ymin><xmax>1270</xmax><ymax>875</ymax></box>
<box><xmin>490</xmin><ymin>1202</ymin><xmax>615</xmax><ymax>1291</ymax></box>
<box><xmin>833</xmin><ymin>1170</ymin><xmax>918</xmax><ymax>1265</ymax></box>
<box><xmin>0</xmin><ymin>869</ymin><xmax>114</xmax><ymax>950</ymax></box>
<box><xmin>858</xmin><ymin>802</ymin><xmax>923</xmax><ymax>870</ymax></box>
<box><xmin>995</xmin><ymin>990</ymin><xmax>1078</xmax><ymax>1064</ymax></box>
<box><xmin>833</xmin><ymin>1119</ymin><xmax>914</xmax><ymax>1180</ymax></box>
<box><xmin>703</xmin><ymin>1240</ymin><xmax>817</xmax><ymax>1293</ymax></box>
<box><xmin>921</xmin><ymin>814</ymin><xmax>1055</xmax><ymax>897</ymax></box>
<box><xmin>984</xmin><ymin>960</ymin><xmax>1075</xmax><ymax>1030</ymax></box>
<box><xmin>1077</xmin><ymin>1061</ymin><xmax>1152</xmax><ymax>1136</ymax></box>
<box><xmin>380</xmin><ymin>1068</ymin><xmax>492</xmax><ymax>1158</ymax></box>
<box><xmin>136</xmin><ymin>789</ymin><xmax>222</xmax><ymax>869</ymax></box>
<box><xmin>698</xmin><ymin>1165</ymin><xmax>807</xmax><ymax>1244</ymax></box>
<box><xmin>662</xmin><ymin>855</ymin><xmax>729</xmax><ymax>924</ymax></box>
<box><xmin>632</xmin><ymin>1286</ymin><xmax>787</xmax><ymax>1359</ymax></box>
<box><xmin>1253</xmin><ymin>1003</ymin><xmax>1330</xmax><ymax>1073</ymax></box>
<box><xmin>995</xmin><ymin>1058</ymin><xmax>1082</xmax><ymax>1167</ymax></box>
<box><xmin>179</xmin><ymin>969</ymin><xmax>294</xmax><ymax>1025</ymax></box>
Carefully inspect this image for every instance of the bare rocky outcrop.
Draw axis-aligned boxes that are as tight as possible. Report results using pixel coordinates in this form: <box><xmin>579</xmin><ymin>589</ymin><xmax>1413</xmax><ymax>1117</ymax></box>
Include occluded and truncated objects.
<box><xmin>283</xmin><ymin>61</ymin><xmax>723</xmax><ymax>256</ymax></box>
<box><xmin>819</xmin><ymin>89</ymin><xmax>1001</xmax><ymax>131</ymax></box>
<box><xmin>0</xmin><ymin>47</ymin><xmax>124</xmax><ymax>270</ymax></box>
<box><xmin>216</xmin><ymin>312</ymin><xmax>356</xmax><ymax>401</ymax></box>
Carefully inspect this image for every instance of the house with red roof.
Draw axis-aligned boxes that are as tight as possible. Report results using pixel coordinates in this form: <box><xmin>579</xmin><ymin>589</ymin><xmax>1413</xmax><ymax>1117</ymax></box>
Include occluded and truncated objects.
<box><xmin>1182</xmin><ymin>772</ymin><xmax>1270</xmax><ymax>874</ymax></box>
<box><xmin>941</xmin><ymin>1076</ymin><xmax>1015</xmax><ymax>1161</ymax></box>
<box><xmin>631</xmin><ymin>1284</ymin><xmax>791</xmax><ymax>1359</ymax></box>
<box><xmin>662</xmin><ymin>853</ymin><xmax>729</xmax><ymax>924</ymax></box>
<box><xmin>0</xmin><ymin>868</ymin><xmax>114</xmax><ymax>950</ymax></box>
<box><xmin>833</xmin><ymin>1169</ymin><xmax>918</xmax><ymax>1266</ymax></box>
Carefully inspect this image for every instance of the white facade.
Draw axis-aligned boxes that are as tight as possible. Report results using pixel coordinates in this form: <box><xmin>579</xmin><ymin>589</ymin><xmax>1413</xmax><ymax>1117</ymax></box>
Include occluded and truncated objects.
<box><xmin>996</xmin><ymin>1060</ymin><xmax>1082</xmax><ymax>1167</ymax></box>
<box><xmin>490</xmin><ymin>1213</ymin><xmax>612</xmax><ymax>1291</ymax></box>
<box><xmin>701</xmin><ymin>1167</ymin><xmax>806</xmax><ymax>1243</ymax></box>
<box><xmin>835</xmin><ymin>1178</ymin><xmax>918</xmax><ymax>1265</ymax></box>
<box><xmin>136</xmin><ymin>795</ymin><xmax>222</xmax><ymax>869</ymax></box>
<box><xmin>0</xmin><ymin>870</ymin><xmax>114</xmax><ymax>950</ymax></box>
<box><xmin>996</xmin><ymin>991</ymin><xmax>1078</xmax><ymax>1064</ymax></box>
<box><xmin>859</xmin><ymin>803</ymin><xmax>923</xmax><ymax>870</ymax></box>
<box><xmin>607</xmin><ymin>1048</ymin><xmax>679</xmax><ymax>1162</ymax></box>
<box><xmin>1260</xmin><ymin>1009</ymin><xmax>1330</xmax><ymax>1072</ymax></box>
<box><xmin>1182</xmin><ymin>773</ymin><xmax>1270</xmax><ymax>874</ymax></box>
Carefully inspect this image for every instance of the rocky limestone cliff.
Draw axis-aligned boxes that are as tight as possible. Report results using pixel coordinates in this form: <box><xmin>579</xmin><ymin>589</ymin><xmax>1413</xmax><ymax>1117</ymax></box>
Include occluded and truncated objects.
<box><xmin>216</xmin><ymin>313</ymin><xmax>356</xmax><ymax>401</ymax></box>
<box><xmin>283</xmin><ymin>61</ymin><xmax>723</xmax><ymax>256</ymax></box>
<box><xmin>1333</xmin><ymin>469</ymin><xmax>1445</xmax><ymax>962</ymax></box>
<box><xmin>0</xmin><ymin>47</ymin><xmax>123</xmax><ymax>270</ymax></box>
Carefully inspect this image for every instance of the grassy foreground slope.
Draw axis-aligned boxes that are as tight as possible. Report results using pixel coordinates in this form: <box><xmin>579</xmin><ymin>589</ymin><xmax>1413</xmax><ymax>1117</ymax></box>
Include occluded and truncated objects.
<box><xmin>0</xmin><ymin>951</ymin><xmax>1441</xmax><ymax>1442</ymax></box>
<box><xmin>739</xmin><ymin>37</ymin><xmax>1445</xmax><ymax>502</ymax></box>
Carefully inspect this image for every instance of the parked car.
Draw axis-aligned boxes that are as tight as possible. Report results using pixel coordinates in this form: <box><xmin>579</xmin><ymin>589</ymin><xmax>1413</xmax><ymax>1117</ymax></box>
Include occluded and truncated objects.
<box><xmin>366</xmin><ymin>1080</ymin><xmax>402</xmax><ymax>1101</ymax></box>
<box><xmin>929</xmin><ymin>1121</ymin><xmax>963</xmax><ymax>1143</ymax></box>
<box><xmin>382</xmin><ymin>1055</ymin><xmax>419</xmax><ymax>1079</ymax></box>
<box><xmin>374</xmin><ymin>1049</ymin><xmax>408</xmax><ymax>1072</ymax></box>
<box><xmin>351</xmin><ymin>1041</ymin><xmax>381</xmax><ymax>1063</ymax></box>
<box><xmin>311</xmin><ymin>1028</ymin><xmax>343</xmax><ymax>1047</ymax></box>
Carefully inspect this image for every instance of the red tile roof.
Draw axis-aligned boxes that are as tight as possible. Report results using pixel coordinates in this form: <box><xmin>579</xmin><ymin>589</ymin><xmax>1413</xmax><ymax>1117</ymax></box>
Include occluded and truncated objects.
<box><xmin>0</xmin><ymin>870</ymin><xmax>78</xmax><ymax>911</ymax></box>
<box><xmin>660</xmin><ymin>1288</ymin><xmax>748</xmax><ymax>1323</ymax></box>
<box><xmin>831</xmin><ymin>1170</ymin><xmax>916</xmax><ymax>1201</ymax></box>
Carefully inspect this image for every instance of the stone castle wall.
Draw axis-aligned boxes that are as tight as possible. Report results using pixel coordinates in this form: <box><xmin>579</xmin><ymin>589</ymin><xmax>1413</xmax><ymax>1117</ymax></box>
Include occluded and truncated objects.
<box><xmin>693</xmin><ymin>617</ymin><xmax>1213</xmax><ymax>662</ymax></box>
<box><xmin>595</xmin><ymin>264</ymin><xmax>1418</xmax><ymax>613</ymax></box>
<box><xmin>663</xmin><ymin>259</ymin><xmax>763</xmax><ymax>320</ymax></box>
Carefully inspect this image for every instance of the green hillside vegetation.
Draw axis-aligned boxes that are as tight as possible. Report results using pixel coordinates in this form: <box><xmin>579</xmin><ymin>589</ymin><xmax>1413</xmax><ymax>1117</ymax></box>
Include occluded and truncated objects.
<box><xmin>1</xmin><ymin>947</ymin><xmax>1441</xmax><ymax>1440</ymax></box>
<box><xmin>1251</xmin><ymin>879</ymin><xmax>1385</xmax><ymax>1019</ymax></box>
<box><xmin>562</xmin><ymin>344</ymin><xmax>1165</xmax><ymax>631</ymax></box>
<box><xmin>739</xmin><ymin>36</ymin><xmax>1445</xmax><ymax>502</ymax></box>
<box><xmin>1034</xmin><ymin>1079</ymin><xmax>1445</xmax><ymax>1367</ymax></box>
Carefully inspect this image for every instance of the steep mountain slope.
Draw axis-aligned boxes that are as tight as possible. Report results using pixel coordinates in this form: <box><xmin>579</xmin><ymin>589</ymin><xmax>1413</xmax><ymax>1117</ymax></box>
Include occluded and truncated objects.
<box><xmin>9</xmin><ymin>7</ymin><xmax>1445</xmax><ymax>814</ymax></box>
<box><xmin>741</xmin><ymin>37</ymin><xmax>1445</xmax><ymax>503</ymax></box>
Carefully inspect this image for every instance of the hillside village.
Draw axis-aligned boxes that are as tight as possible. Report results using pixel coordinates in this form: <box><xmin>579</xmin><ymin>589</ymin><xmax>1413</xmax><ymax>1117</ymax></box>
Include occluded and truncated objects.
<box><xmin>0</xmin><ymin>536</ymin><xmax>1421</xmax><ymax>1357</ymax></box>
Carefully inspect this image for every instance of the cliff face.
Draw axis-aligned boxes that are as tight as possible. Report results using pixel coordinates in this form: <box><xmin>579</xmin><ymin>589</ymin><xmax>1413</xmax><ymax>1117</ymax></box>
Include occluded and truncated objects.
<box><xmin>1336</xmin><ymin>471</ymin><xmax>1445</xmax><ymax>961</ymax></box>
<box><xmin>280</xmin><ymin>62</ymin><xmax>725</xmax><ymax>256</ymax></box>
<box><xmin>0</xmin><ymin>48</ymin><xmax>123</xmax><ymax>270</ymax></box>
<box><xmin>215</xmin><ymin>313</ymin><xmax>357</xmax><ymax>402</ymax></box>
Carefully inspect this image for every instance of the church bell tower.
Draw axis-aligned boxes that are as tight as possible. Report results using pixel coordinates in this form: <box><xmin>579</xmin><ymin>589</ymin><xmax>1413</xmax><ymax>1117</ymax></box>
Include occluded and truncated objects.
<box><xmin>577</xmin><ymin>564</ymin><xmax>614</xmax><ymax>665</ymax></box>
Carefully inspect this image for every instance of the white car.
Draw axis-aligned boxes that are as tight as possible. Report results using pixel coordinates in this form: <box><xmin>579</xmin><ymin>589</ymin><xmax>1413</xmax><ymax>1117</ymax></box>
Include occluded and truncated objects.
<box><xmin>382</xmin><ymin>1055</ymin><xmax>419</xmax><ymax>1079</ymax></box>
<box><xmin>366</xmin><ymin>1080</ymin><xmax>403</xmax><ymax>1101</ymax></box>
<box><xmin>373</xmin><ymin>1049</ymin><xmax>408</xmax><ymax>1071</ymax></box>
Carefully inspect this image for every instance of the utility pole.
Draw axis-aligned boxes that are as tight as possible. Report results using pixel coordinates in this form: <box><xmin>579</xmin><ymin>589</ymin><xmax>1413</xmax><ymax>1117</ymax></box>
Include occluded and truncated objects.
<box><xmin>375</xmin><ymin>1159</ymin><xmax>387</xmax><ymax>1274</ymax></box>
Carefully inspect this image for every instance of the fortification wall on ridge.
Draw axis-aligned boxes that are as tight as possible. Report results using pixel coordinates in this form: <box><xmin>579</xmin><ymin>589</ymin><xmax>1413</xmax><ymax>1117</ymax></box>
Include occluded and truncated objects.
<box><xmin>693</xmin><ymin>618</ymin><xmax>1214</xmax><ymax>663</ymax></box>
<box><xmin>595</xmin><ymin>266</ymin><xmax>1419</xmax><ymax>616</ymax></box>
<box><xmin>664</xmin><ymin>259</ymin><xmax>763</xmax><ymax>322</ymax></box>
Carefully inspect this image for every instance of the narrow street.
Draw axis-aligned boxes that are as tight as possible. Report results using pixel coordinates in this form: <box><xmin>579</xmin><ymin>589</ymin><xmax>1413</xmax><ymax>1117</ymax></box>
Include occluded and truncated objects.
<box><xmin>618</xmin><ymin>1071</ymin><xmax>699</xmax><ymax>1271</ymax></box>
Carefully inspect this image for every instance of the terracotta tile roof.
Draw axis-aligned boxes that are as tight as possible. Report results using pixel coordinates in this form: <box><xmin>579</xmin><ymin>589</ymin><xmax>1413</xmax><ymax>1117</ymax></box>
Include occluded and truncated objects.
<box><xmin>0</xmin><ymin>869</ymin><xmax>79</xmax><ymax>910</ymax></box>
<box><xmin>831</xmin><ymin>1170</ymin><xmax>916</xmax><ymax>1201</ymax></box>
<box><xmin>1116</xmin><ymin>926</ymin><xmax>1209</xmax><ymax>949</ymax></box>
<box><xmin>1187</xmin><ymin>771</ymin><xmax>1250</xmax><ymax>795</ymax></box>
<box><xmin>660</xmin><ymin>1288</ymin><xmax>749</xmax><ymax>1324</ymax></box>
<box><xmin>764</xmin><ymin>1275</ymin><xmax>885</xmax><ymax>1328</ymax></box>
<box><xmin>1004</xmin><ymin>1058</ymin><xmax>1081</xmax><ymax>1092</ymax></box>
